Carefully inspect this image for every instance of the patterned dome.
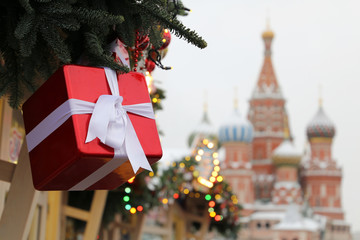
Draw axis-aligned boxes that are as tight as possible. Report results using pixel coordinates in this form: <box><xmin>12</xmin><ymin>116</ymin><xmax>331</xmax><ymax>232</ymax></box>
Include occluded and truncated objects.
<box><xmin>219</xmin><ymin>110</ymin><xmax>253</xmax><ymax>143</ymax></box>
<box><xmin>272</xmin><ymin>140</ymin><xmax>301</xmax><ymax>166</ymax></box>
<box><xmin>306</xmin><ymin>106</ymin><xmax>335</xmax><ymax>139</ymax></box>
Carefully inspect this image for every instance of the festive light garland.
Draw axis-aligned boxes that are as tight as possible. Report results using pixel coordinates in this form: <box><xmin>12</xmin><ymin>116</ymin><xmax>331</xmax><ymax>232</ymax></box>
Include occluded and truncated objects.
<box><xmin>191</xmin><ymin>137</ymin><xmax>221</xmax><ymax>190</ymax></box>
<box><xmin>105</xmin><ymin>152</ymin><xmax>241</xmax><ymax>238</ymax></box>
<box><xmin>122</xmin><ymin>177</ymin><xmax>145</xmax><ymax>215</ymax></box>
<box><xmin>156</xmin><ymin>155</ymin><xmax>242</xmax><ymax>237</ymax></box>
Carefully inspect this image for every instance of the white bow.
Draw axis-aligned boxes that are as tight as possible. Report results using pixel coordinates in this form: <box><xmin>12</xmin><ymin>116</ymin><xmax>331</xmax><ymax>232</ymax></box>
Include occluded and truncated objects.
<box><xmin>85</xmin><ymin>67</ymin><xmax>153</xmax><ymax>174</ymax></box>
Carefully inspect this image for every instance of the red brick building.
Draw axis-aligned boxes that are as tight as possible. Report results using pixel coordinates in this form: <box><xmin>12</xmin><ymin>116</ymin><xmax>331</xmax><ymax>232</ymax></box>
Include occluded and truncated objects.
<box><xmin>219</xmin><ymin>26</ymin><xmax>352</xmax><ymax>240</ymax></box>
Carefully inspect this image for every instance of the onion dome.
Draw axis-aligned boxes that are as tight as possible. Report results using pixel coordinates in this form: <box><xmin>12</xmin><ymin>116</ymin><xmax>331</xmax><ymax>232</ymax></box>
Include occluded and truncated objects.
<box><xmin>272</xmin><ymin>140</ymin><xmax>301</xmax><ymax>166</ymax></box>
<box><xmin>219</xmin><ymin>110</ymin><xmax>253</xmax><ymax>144</ymax></box>
<box><xmin>306</xmin><ymin>105</ymin><xmax>335</xmax><ymax>139</ymax></box>
<box><xmin>262</xmin><ymin>30</ymin><xmax>274</xmax><ymax>39</ymax></box>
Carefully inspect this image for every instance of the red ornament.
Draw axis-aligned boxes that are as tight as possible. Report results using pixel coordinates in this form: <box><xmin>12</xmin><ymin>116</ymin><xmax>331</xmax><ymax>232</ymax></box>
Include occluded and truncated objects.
<box><xmin>159</xmin><ymin>29</ymin><xmax>171</xmax><ymax>50</ymax></box>
<box><xmin>148</xmin><ymin>50</ymin><xmax>157</xmax><ymax>61</ymax></box>
<box><xmin>136</xmin><ymin>35</ymin><xmax>150</xmax><ymax>51</ymax></box>
<box><xmin>145</xmin><ymin>58</ymin><xmax>156</xmax><ymax>73</ymax></box>
<box><xmin>22</xmin><ymin>65</ymin><xmax>162</xmax><ymax>190</ymax></box>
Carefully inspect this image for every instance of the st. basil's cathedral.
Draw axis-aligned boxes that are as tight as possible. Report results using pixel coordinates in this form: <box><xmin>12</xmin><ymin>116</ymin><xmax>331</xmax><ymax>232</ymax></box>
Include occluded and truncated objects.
<box><xmin>194</xmin><ymin>26</ymin><xmax>352</xmax><ymax>240</ymax></box>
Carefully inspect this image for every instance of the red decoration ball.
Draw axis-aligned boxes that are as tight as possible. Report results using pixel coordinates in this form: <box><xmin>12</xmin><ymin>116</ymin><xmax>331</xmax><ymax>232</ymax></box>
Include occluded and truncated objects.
<box><xmin>145</xmin><ymin>58</ymin><xmax>156</xmax><ymax>73</ymax></box>
<box><xmin>136</xmin><ymin>35</ymin><xmax>150</xmax><ymax>51</ymax></box>
<box><xmin>159</xmin><ymin>29</ymin><xmax>171</xmax><ymax>50</ymax></box>
<box><xmin>148</xmin><ymin>50</ymin><xmax>157</xmax><ymax>61</ymax></box>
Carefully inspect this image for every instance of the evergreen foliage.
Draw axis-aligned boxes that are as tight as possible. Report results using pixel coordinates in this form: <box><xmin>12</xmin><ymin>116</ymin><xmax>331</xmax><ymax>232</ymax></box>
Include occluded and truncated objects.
<box><xmin>0</xmin><ymin>0</ymin><xmax>207</xmax><ymax>108</ymax></box>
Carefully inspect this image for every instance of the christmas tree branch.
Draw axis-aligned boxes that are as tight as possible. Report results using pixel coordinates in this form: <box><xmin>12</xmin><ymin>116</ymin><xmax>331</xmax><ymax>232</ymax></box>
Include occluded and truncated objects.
<box><xmin>138</xmin><ymin>1</ymin><xmax>207</xmax><ymax>49</ymax></box>
<box><xmin>0</xmin><ymin>0</ymin><xmax>206</xmax><ymax>107</ymax></box>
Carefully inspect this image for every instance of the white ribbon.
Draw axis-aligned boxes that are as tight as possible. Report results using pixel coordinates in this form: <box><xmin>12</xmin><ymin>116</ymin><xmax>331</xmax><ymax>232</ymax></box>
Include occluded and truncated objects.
<box><xmin>26</xmin><ymin>67</ymin><xmax>154</xmax><ymax>191</ymax></box>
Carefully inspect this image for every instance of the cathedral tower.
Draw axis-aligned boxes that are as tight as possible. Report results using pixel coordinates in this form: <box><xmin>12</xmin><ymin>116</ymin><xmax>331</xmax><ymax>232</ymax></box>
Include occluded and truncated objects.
<box><xmin>302</xmin><ymin>101</ymin><xmax>344</xmax><ymax>220</ymax></box>
<box><xmin>219</xmin><ymin>100</ymin><xmax>255</xmax><ymax>214</ymax></box>
<box><xmin>271</xmin><ymin>138</ymin><xmax>302</xmax><ymax>205</ymax></box>
<box><xmin>248</xmin><ymin>26</ymin><xmax>290</xmax><ymax>200</ymax></box>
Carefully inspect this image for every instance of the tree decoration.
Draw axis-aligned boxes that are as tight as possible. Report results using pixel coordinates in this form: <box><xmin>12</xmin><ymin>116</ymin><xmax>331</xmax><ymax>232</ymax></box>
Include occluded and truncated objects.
<box><xmin>156</xmin><ymin>156</ymin><xmax>242</xmax><ymax>238</ymax></box>
<box><xmin>0</xmin><ymin>0</ymin><xmax>207</xmax><ymax>108</ymax></box>
<box><xmin>159</xmin><ymin>29</ymin><xmax>172</xmax><ymax>50</ymax></box>
<box><xmin>101</xmin><ymin>169</ymin><xmax>162</xmax><ymax>224</ymax></box>
<box><xmin>135</xmin><ymin>34</ymin><xmax>150</xmax><ymax>52</ymax></box>
<box><xmin>147</xmin><ymin>49</ymin><xmax>172</xmax><ymax>70</ymax></box>
<box><xmin>150</xmin><ymin>86</ymin><xmax>166</xmax><ymax>112</ymax></box>
<box><xmin>208</xmin><ymin>181</ymin><xmax>242</xmax><ymax>238</ymax></box>
<box><xmin>145</xmin><ymin>58</ymin><xmax>156</xmax><ymax>73</ymax></box>
<box><xmin>190</xmin><ymin>135</ymin><xmax>220</xmax><ymax>191</ymax></box>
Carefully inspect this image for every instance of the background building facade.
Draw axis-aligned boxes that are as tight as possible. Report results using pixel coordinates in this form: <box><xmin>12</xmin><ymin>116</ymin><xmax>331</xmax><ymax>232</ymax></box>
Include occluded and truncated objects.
<box><xmin>219</xmin><ymin>26</ymin><xmax>352</xmax><ymax>240</ymax></box>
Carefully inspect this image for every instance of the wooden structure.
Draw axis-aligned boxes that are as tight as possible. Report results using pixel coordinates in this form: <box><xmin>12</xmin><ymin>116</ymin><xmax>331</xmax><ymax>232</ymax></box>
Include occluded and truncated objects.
<box><xmin>0</xmin><ymin>99</ymin><xmax>108</xmax><ymax>240</ymax></box>
<box><xmin>0</xmin><ymin>99</ymin><xmax>47</xmax><ymax>240</ymax></box>
<box><xmin>45</xmin><ymin>190</ymin><xmax>108</xmax><ymax>240</ymax></box>
<box><xmin>0</xmin><ymin>140</ymin><xmax>47</xmax><ymax>240</ymax></box>
<box><xmin>100</xmin><ymin>200</ymin><xmax>211</xmax><ymax>240</ymax></box>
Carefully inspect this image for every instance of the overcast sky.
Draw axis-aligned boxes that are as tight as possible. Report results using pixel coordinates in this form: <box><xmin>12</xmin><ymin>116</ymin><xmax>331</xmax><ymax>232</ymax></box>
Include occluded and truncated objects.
<box><xmin>154</xmin><ymin>0</ymin><xmax>360</xmax><ymax>232</ymax></box>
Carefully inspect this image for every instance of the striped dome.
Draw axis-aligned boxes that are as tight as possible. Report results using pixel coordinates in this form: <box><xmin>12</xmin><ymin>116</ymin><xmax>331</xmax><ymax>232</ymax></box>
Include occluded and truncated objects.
<box><xmin>219</xmin><ymin>111</ymin><xmax>253</xmax><ymax>143</ymax></box>
<box><xmin>306</xmin><ymin>106</ymin><xmax>335</xmax><ymax>139</ymax></box>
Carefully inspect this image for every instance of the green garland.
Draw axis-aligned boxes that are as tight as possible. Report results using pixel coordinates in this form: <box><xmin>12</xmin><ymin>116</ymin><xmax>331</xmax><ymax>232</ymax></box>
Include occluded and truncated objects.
<box><xmin>0</xmin><ymin>0</ymin><xmax>207</xmax><ymax>108</ymax></box>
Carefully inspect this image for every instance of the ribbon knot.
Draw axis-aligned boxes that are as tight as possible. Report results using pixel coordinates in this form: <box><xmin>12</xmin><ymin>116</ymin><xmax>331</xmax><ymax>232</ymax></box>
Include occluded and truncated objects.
<box><xmin>85</xmin><ymin>94</ymin><xmax>128</xmax><ymax>149</ymax></box>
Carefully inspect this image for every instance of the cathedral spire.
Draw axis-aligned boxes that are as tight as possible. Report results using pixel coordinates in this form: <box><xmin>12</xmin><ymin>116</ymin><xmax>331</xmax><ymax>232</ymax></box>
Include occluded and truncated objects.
<box><xmin>202</xmin><ymin>90</ymin><xmax>210</xmax><ymax>124</ymax></box>
<box><xmin>319</xmin><ymin>84</ymin><xmax>323</xmax><ymax>107</ymax></box>
<box><xmin>262</xmin><ymin>20</ymin><xmax>274</xmax><ymax>57</ymax></box>
<box><xmin>283</xmin><ymin>113</ymin><xmax>291</xmax><ymax>140</ymax></box>
<box><xmin>234</xmin><ymin>87</ymin><xmax>238</xmax><ymax>111</ymax></box>
<box><xmin>251</xmin><ymin>22</ymin><xmax>282</xmax><ymax>99</ymax></box>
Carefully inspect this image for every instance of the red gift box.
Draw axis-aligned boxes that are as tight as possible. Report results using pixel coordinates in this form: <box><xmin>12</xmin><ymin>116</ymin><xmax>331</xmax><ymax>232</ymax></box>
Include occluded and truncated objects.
<box><xmin>22</xmin><ymin>65</ymin><xmax>162</xmax><ymax>191</ymax></box>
